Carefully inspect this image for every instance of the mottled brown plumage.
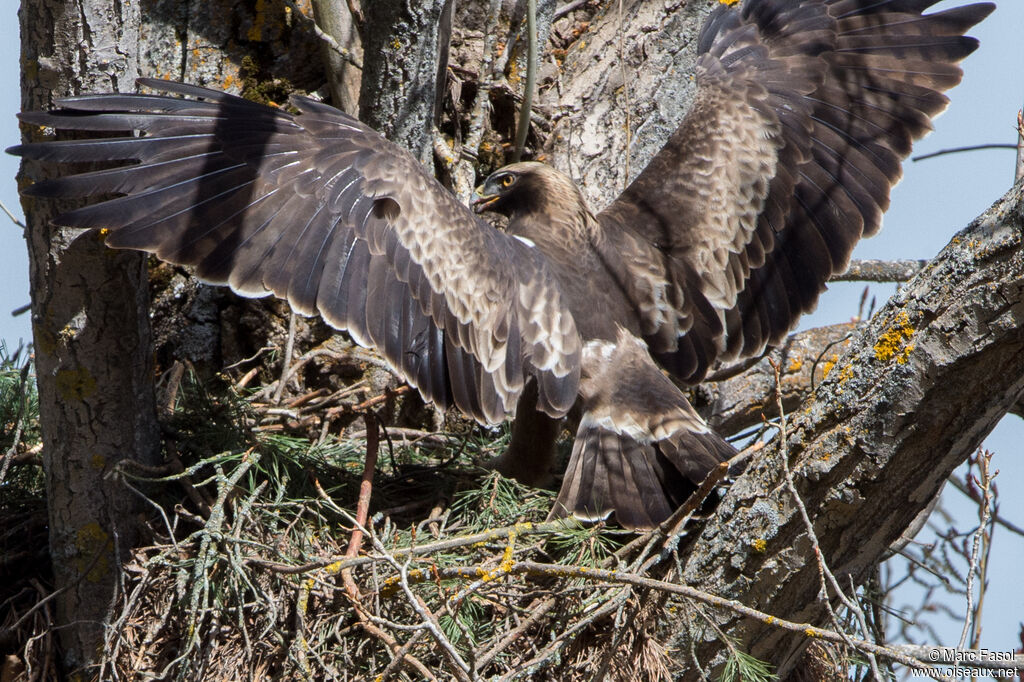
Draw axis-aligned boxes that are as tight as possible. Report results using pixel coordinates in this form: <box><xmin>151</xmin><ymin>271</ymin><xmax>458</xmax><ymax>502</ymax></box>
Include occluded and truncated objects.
<box><xmin>9</xmin><ymin>0</ymin><xmax>993</xmax><ymax>528</ymax></box>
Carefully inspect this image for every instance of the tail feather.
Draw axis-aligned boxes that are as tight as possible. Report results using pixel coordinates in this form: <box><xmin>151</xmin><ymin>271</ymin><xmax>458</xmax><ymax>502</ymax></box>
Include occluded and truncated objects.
<box><xmin>550</xmin><ymin>415</ymin><xmax>736</xmax><ymax>530</ymax></box>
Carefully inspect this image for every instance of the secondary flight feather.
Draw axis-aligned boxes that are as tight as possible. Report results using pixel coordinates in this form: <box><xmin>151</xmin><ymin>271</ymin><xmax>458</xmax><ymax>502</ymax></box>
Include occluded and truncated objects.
<box><xmin>10</xmin><ymin>0</ymin><xmax>993</xmax><ymax>528</ymax></box>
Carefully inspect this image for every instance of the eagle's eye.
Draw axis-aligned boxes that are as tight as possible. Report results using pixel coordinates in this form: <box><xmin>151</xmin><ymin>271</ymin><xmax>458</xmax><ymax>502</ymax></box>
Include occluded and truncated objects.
<box><xmin>500</xmin><ymin>174</ymin><xmax>516</xmax><ymax>188</ymax></box>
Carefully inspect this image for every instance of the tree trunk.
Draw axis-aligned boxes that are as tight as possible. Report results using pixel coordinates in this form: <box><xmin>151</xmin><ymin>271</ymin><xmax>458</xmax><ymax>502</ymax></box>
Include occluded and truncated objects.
<box><xmin>17</xmin><ymin>0</ymin><xmax>160</xmax><ymax>671</ymax></box>
<box><xmin>359</xmin><ymin>0</ymin><xmax>454</xmax><ymax>164</ymax></box>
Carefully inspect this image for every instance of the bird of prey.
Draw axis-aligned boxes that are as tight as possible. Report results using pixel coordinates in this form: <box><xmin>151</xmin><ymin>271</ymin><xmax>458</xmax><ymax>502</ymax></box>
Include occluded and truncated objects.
<box><xmin>10</xmin><ymin>0</ymin><xmax>993</xmax><ymax>529</ymax></box>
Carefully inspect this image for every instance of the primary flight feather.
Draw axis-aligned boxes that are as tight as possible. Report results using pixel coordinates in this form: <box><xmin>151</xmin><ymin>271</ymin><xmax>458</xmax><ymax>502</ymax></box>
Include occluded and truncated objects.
<box><xmin>10</xmin><ymin>0</ymin><xmax>993</xmax><ymax>528</ymax></box>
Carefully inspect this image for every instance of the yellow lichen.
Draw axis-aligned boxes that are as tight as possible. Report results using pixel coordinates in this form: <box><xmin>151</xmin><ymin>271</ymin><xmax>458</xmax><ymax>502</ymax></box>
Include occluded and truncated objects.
<box><xmin>787</xmin><ymin>357</ymin><xmax>803</xmax><ymax>373</ymax></box>
<box><xmin>873</xmin><ymin>311</ymin><xmax>915</xmax><ymax>364</ymax></box>
<box><xmin>837</xmin><ymin>365</ymin><xmax>853</xmax><ymax>384</ymax></box>
<box><xmin>55</xmin><ymin>367</ymin><xmax>97</xmax><ymax>401</ymax></box>
<box><xmin>820</xmin><ymin>354</ymin><xmax>838</xmax><ymax>378</ymax></box>
<box><xmin>752</xmin><ymin>538</ymin><xmax>767</xmax><ymax>553</ymax></box>
<box><xmin>76</xmin><ymin>522</ymin><xmax>111</xmax><ymax>582</ymax></box>
<box><xmin>248</xmin><ymin>0</ymin><xmax>268</xmax><ymax>41</ymax></box>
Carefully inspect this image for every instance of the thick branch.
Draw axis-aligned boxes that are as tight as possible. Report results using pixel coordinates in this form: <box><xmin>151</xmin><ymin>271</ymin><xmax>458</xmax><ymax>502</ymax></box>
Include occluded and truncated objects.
<box><xmin>359</xmin><ymin>0</ymin><xmax>453</xmax><ymax>164</ymax></box>
<box><xmin>832</xmin><ymin>259</ymin><xmax>928</xmax><ymax>283</ymax></box>
<box><xmin>679</xmin><ymin>184</ymin><xmax>1024</xmax><ymax>678</ymax></box>
<box><xmin>697</xmin><ymin>323</ymin><xmax>857</xmax><ymax>436</ymax></box>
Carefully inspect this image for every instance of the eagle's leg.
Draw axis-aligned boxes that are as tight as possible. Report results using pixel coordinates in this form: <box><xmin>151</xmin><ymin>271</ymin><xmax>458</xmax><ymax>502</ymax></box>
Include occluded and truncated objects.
<box><xmin>487</xmin><ymin>379</ymin><xmax>565</xmax><ymax>487</ymax></box>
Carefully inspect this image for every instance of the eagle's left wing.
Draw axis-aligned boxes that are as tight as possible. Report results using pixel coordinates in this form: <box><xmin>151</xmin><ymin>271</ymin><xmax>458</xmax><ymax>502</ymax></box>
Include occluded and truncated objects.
<box><xmin>598</xmin><ymin>0</ymin><xmax>993</xmax><ymax>383</ymax></box>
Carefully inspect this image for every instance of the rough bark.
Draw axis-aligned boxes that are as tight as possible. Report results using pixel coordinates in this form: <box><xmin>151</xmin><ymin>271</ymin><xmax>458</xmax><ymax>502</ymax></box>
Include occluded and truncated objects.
<box><xmin>698</xmin><ymin>319</ymin><xmax>1024</xmax><ymax>436</ymax></box>
<box><xmin>542</xmin><ymin>0</ymin><xmax>713</xmax><ymax>207</ymax></box>
<box><xmin>359</xmin><ymin>0</ymin><xmax>454</xmax><ymax>164</ymax></box>
<box><xmin>678</xmin><ymin>185</ymin><xmax>1024</xmax><ymax>678</ymax></box>
<box><xmin>17</xmin><ymin>0</ymin><xmax>160</xmax><ymax>670</ymax></box>
<box><xmin>139</xmin><ymin>0</ymin><xmax>325</xmax><ymax>92</ymax></box>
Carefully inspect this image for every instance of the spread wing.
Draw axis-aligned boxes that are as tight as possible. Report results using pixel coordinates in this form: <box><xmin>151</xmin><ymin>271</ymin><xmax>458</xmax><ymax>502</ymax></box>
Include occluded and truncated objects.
<box><xmin>598</xmin><ymin>0</ymin><xmax>993</xmax><ymax>382</ymax></box>
<box><xmin>10</xmin><ymin>79</ymin><xmax>581</xmax><ymax>424</ymax></box>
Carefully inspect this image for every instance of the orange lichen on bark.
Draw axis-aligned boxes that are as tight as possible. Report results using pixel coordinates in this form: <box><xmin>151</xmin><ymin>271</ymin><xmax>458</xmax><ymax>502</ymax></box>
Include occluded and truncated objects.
<box><xmin>874</xmin><ymin>311</ymin><xmax>915</xmax><ymax>364</ymax></box>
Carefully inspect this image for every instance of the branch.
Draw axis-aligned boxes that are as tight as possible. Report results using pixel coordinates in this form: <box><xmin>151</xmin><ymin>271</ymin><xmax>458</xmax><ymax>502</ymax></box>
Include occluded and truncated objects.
<box><xmin>831</xmin><ymin>259</ymin><xmax>928</xmax><ymax>283</ymax></box>
<box><xmin>697</xmin><ymin>323</ymin><xmax>857</xmax><ymax>436</ymax></box>
<box><xmin>680</xmin><ymin>184</ymin><xmax>1024</xmax><ymax>678</ymax></box>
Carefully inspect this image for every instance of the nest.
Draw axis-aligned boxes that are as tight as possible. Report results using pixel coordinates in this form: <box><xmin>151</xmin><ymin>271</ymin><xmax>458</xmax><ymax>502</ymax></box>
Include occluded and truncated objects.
<box><xmin>0</xmin><ymin>346</ymin><xmax>733</xmax><ymax>681</ymax></box>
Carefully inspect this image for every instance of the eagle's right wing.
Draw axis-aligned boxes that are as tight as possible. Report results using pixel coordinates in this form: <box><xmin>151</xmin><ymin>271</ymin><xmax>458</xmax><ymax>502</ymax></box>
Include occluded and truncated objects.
<box><xmin>10</xmin><ymin>80</ymin><xmax>581</xmax><ymax>424</ymax></box>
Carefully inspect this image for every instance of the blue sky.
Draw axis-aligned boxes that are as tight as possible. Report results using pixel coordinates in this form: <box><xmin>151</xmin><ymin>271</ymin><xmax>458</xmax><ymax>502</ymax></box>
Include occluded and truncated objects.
<box><xmin>1</xmin><ymin>0</ymin><xmax>1021</xmax><ymax>658</ymax></box>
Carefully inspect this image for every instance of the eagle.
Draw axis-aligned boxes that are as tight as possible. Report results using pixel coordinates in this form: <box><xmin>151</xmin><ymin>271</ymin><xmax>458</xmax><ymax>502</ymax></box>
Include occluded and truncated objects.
<box><xmin>9</xmin><ymin>0</ymin><xmax>992</xmax><ymax>529</ymax></box>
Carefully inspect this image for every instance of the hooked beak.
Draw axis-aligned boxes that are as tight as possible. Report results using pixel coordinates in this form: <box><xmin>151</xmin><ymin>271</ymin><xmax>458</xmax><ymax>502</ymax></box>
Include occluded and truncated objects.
<box><xmin>471</xmin><ymin>185</ymin><xmax>499</xmax><ymax>213</ymax></box>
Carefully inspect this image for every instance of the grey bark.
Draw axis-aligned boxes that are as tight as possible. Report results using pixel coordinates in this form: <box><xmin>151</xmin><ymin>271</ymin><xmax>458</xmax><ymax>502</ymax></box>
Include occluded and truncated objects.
<box><xmin>17</xmin><ymin>0</ymin><xmax>160</xmax><ymax>671</ymax></box>
<box><xmin>138</xmin><ymin>0</ymin><xmax>325</xmax><ymax>93</ymax></box>
<box><xmin>359</xmin><ymin>0</ymin><xmax>454</xmax><ymax>164</ymax></box>
<box><xmin>542</xmin><ymin>1</ymin><xmax>714</xmax><ymax>208</ymax></box>
<box><xmin>679</xmin><ymin>185</ymin><xmax>1024</xmax><ymax>678</ymax></box>
<box><xmin>699</xmin><ymin>319</ymin><xmax>1024</xmax><ymax>438</ymax></box>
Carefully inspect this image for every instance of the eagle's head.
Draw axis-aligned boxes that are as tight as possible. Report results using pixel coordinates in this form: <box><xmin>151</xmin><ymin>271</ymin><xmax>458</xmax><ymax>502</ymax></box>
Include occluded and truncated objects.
<box><xmin>472</xmin><ymin>161</ymin><xmax>584</xmax><ymax>220</ymax></box>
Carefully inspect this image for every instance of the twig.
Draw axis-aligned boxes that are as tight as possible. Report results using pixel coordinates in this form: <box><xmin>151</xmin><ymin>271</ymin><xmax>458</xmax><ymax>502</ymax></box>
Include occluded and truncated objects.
<box><xmin>512</xmin><ymin>561</ymin><xmax>982</xmax><ymax>677</ymax></box>
<box><xmin>369</xmin><ymin>530</ymin><xmax>475</xmax><ymax>680</ymax></box>
<box><xmin>0</xmin><ymin>199</ymin><xmax>26</xmax><ymax>229</ymax></box>
<box><xmin>159</xmin><ymin>361</ymin><xmax>185</xmax><ymax>418</ymax></box>
<box><xmin>324</xmin><ymin>415</ymin><xmax>439</xmax><ymax>681</ymax></box>
<box><xmin>947</xmin><ymin>475</ymin><xmax>1024</xmax><ymax>538</ymax></box>
<box><xmin>0</xmin><ymin>359</ymin><xmax>32</xmax><ymax>484</ymax></box>
<box><xmin>957</xmin><ymin>450</ymin><xmax>995</xmax><ymax>650</ymax></box>
<box><xmin>770</xmin><ymin>359</ymin><xmax>883</xmax><ymax>682</ymax></box>
<box><xmin>345</xmin><ymin>412</ymin><xmax>379</xmax><ymax>565</ymax></box>
<box><xmin>245</xmin><ymin>519</ymin><xmax>568</xmax><ymax>575</ymax></box>
<box><xmin>476</xmin><ymin>596</ymin><xmax>557</xmax><ymax>669</ymax></box>
<box><xmin>273</xmin><ymin>312</ymin><xmax>298</xmax><ymax>404</ymax></box>
<box><xmin>553</xmin><ymin>0</ymin><xmax>588</xmax><ymax>20</ymax></box>
<box><xmin>325</xmin><ymin>385</ymin><xmax>411</xmax><ymax>419</ymax></box>
<box><xmin>1016</xmin><ymin>109</ymin><xmax>1024</xmax><ymax>184</ymax></box>
<box><xmin>511</xmin><ymin>0</ymin><xmax>537</xmax><ymax>162</ymax></box>
<box><xmin>912</xmin><ymin>144</ymin><xmax>1016</xmax><ymax>163</ymax></box>
<box><xmin>302</xmin><ymin>0</ymin><xmax>363</xmax><ymax>69</ymax></box>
